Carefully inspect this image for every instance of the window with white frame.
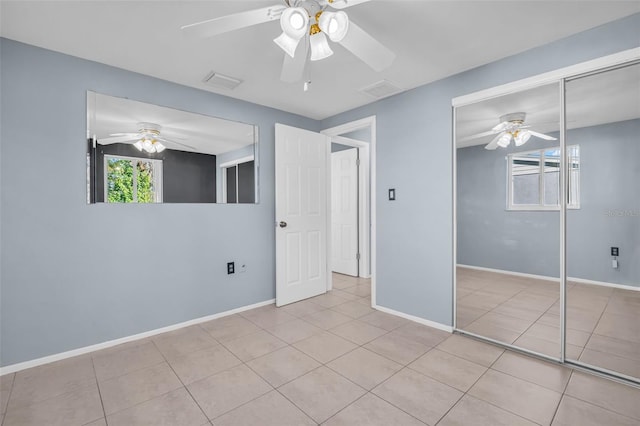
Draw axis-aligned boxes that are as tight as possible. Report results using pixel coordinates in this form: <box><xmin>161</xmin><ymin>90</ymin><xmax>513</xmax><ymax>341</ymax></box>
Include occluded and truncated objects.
<box><xmin>105</xmin><ymin>155</ymin><xmax>163</xmax><ymax>203</ymax></box>
<box><xmin>507</xmin><ymin>146</ymin><xmax>580</xmax><ymax>210</ymax></box>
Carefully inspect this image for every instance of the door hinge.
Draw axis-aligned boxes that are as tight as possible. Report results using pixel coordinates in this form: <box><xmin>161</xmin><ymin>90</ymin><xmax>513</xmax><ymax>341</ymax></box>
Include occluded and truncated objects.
<box><xmin>356</xmin><ymin>253</ymin><xmax>361</xmax><ymax>260</ymax></box>
<box><xmin>356</xmin><ymin>158</ymin><xmax>360</xmax><ymax>166</ymax></box>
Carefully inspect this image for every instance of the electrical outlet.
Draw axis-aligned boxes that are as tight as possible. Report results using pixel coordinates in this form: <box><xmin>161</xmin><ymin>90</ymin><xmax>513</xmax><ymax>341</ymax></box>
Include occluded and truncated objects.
<box><xmin>611</xmin><ymin>247</ymin><xmax>619</xmax><ymax>257</ymax></box>
<box><xmin>227</xmin><ymin>262</ymin><xmax>235</xmax><ymax>274</ymax></box>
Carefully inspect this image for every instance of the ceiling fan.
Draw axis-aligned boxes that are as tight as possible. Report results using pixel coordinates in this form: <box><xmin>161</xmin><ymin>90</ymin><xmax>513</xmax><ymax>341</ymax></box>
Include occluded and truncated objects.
<box><xmin>462</xmin><ymin>112</ymin><xmax>558</xmax><ymax>150</ymax></box>
<box><xmin>181</xmin><ymin>0</ymin><xmax>395</xmax><ymax>86</ymax></box>
<box><xmin>98</xmin><ymin>122</ymin><xmax>195</xmax><ymax>154</ymax></box>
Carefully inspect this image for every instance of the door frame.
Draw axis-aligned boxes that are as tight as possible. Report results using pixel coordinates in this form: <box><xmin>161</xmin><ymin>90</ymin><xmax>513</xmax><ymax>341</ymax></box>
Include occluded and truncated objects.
<box><xmin>329</xmin><ymin>136</ymin><xmax>369</xmax><ymax>279</ymax></box>
<box><xmin>322</xmin><ymin>116</ymin><xmax>376</xmax><ymax>305</ymax></box>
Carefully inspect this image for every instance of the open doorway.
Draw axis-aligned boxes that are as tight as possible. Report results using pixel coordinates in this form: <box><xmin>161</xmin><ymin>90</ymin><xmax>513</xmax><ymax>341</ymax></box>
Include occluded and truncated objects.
<box><xmin>330</xmin><ymin>142</ymin><xmax>359</xmax><ymax>277</ymax></box>
<box><xmin>322</xmin><ymin>116</ymin><xmax>375</xmax><ymax>303</ymax></box>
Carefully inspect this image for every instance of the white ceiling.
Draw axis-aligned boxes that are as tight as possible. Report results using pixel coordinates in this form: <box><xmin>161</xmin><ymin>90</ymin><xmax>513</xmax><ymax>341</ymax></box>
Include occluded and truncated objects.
<box><xmin>456</xmin><ymin>62</ymin><xmax>640</xmax><ymax>147</ymax></box>
<box><xmin>2</xmin><ymin>1</ymin><xmax>639</xmax><ymax>120</ymax></box>
<box><xmin>89</xmin><ymin>92</ymin><xmax>255</xmax><ymax>156</ymax></box>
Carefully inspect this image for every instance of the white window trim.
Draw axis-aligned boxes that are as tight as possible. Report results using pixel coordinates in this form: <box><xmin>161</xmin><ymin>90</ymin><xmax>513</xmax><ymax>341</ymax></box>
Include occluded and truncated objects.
<box><xmin>104</xmin><ymin>154</ymin><xmax>163</xmax><ymax>203</ymax></box>
<box><xmin>506</xmin><ymin>146</ymin><xmax>580</xmax><ymax>211</ymax></box>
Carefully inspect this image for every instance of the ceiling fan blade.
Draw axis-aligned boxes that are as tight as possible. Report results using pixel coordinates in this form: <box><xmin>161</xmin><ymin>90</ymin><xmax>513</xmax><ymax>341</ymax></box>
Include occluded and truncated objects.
<box><xmin>484</xmin><ymin>133</ymin><xmax>503</xmax><ymax>150</ymax></box>
<box><xmin>109</xmin><ymin>132</ymin><xmax>139</xmax><ymax>137</ymax></box>
<box><xmin>528</xmin><ymin>130</ymin><xmax>557</xmax><ymax>141</ymax></box>
<box><xmin>280</xmin><ymin>35</ymin><xmax>309</xmax><ymax>83</ymax></box>
<box><xmin>327</xmin><ymin>0</ymin><xmax>371</xmax><ymax>9</ymax></box>
<box><xmin>338</xmin><ymin>21</ymin><xmax>395</xmax><ymax>72</ymax></box>
<box><xmin>181</xmin><ymin>5</ymin><xmax>285</xmax><ymax>39</ymax></box>
<box><xmin>492</xmin><ymin>122</ymin><xmax>508</xmax><ymax>132</ymax></box>
<box><xmin>156</xmin><ymin>137</ymin><xmax>196</xmax><ymax>150</ymax></box>
<box><xmin>459</xmin><ymin>129</ymin><xmax>499</xmax><ymax>142</ymax></box>
<box><xmin>99</xmin><ymin>135</ymin><xmax>141</xmax><ymax>144</ymax></box>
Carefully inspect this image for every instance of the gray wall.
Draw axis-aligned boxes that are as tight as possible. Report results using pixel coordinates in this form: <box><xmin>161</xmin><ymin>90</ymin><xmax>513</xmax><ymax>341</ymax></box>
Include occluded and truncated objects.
<box><xmin>457</xmin><ymin>119</ymin><xmax>639</xmax><ymax>286</ymax></box>
<box><xmin>341</xmin><ymin>127</ymin><xmax>371</xmax><ymax>143</ymax></box>
<box><xmin>331</xmin><ymin>143</ymin><xmax>354</xmax><ymax>153</ymax></box>
<box><xmin>567</xmin><ymin>120</ymin><xmax>639</xmax><ymax>286</ymax></box>
<box><xmin>0</xmin><ymin>38</ymin><xmax>318</xmax><ymax>366</ymax></box>
<box><xmin>320</xmin><ymin>14</ymin><xmax>640</xmax><ymax>326</ymax></box>
<box><xmin>457</xmin><ymin>136</ymin><xmax>561</xmax><ymax>278</ymax></box>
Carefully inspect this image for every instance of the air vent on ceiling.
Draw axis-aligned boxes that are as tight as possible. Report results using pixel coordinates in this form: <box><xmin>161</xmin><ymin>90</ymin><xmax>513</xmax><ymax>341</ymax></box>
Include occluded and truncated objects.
<box><xmin>359</xmin><ymin>80</ymin><xmax>402</xmax><ymax>99</ymax></box>
<box><xmin>202</xmin><ymin>71</ymin><xmax>243</xmax><ymax>90</ymax></box>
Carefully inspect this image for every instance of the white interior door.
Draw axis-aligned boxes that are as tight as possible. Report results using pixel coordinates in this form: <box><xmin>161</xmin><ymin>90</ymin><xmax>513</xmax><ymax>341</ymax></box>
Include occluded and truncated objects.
<box><xmin>275</xmin><ymin>124</ymin><xmax>329</xmax><ymax>306</ymax></box>
<box><xmin>331</xmin><ymin>148</ymin><xmax>359</xmax><ymax>276</ymax></box>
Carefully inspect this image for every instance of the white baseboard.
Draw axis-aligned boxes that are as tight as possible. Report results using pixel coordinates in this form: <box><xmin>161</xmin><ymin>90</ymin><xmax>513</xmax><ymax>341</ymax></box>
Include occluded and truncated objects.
<box><xmin>457</xmin><ymin>264</ymin><xmax>558</xmax><ymax>282</ymax></box>
<box><xmin>457</xmin><ymin>264</ymin><xmax>639</xmax><ymax>292</ymax></box>
<box><xmin>373</xmin><ymin>304</ymin><xmax>453</xmax><ymax>333</ymax></box>
<box><xmin>0</xmin><ymin>298</ymin><xmax>275</xmax><ymax>376</ymax></box>
<box><xmin>567</xmin><ymin>277</ymin><xmax>640</xmax><ymax>292</ymax></box>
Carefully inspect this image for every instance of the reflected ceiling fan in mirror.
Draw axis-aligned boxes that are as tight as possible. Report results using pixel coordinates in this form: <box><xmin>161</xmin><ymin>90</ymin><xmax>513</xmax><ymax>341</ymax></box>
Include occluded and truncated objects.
<box><xmin>181</xmin><ymin>0</ymin><xmax>395</xmax><ymax>87</ymax></box>
<box><xmin>461</xmin><ymin>112</ymin><xmax>558</xmax><ymax>150</ymax></box>
<box><xmin>98</xmin><ymin>122</ymin><xmax>195</xmax><ymax>154</ymax></box>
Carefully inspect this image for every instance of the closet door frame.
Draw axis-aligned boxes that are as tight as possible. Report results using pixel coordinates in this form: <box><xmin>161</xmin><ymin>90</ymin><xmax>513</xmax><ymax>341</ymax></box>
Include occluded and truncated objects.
<box><xmin>452</xmin><ymin>47</ymin><xmax>640</xmax><ymax>387</ymax></box>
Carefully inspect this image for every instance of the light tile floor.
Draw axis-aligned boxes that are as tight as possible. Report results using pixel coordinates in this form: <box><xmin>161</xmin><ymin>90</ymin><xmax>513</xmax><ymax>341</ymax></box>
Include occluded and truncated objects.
<box><xmin>1</xmin><ymin>273</ymin><xmax>639</xmax><ymax>425</ymax></box>
<box><xmin>457</xmin><ymin>267</ymin><xmax>640</xmax><ymax>379</ymax></box>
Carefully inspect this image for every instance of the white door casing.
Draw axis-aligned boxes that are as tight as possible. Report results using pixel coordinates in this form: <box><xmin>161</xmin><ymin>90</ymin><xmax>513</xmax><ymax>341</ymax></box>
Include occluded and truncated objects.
<box><xmin>275</xmin><ymin>124</ymin><xmax>329</xmax><ymax>306</ymax></box>
<box><xmin>331</xmin><ymin>148</ymin><xmax>358</xmax><ymax>276</ymax></box>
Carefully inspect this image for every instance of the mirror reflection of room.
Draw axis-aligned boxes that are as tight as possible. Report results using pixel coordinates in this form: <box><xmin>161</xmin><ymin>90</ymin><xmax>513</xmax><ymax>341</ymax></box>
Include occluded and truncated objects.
<box><xmin>86</xmin><ymin>91</ymin><xmax>257</xmax><ymax>204</ymax></box>
<box><xmin>565</xmin><ymin>62</ymin><xmax>640</xmax><ymax>379</ymax></box>
<box><xmin>456</xmin><ymin>62</ymin><xmax>640</xmax><ymax>380</ymax></box>
<box><xmin>456</xmin><ymin>83</ymin><xmax>563</xmax><ymax>359</ymax></box>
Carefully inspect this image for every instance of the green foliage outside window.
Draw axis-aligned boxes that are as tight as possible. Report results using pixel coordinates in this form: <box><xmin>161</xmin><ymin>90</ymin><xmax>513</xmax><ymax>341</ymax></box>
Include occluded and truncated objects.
<box><xmin>136</xmin><ymin>161</ymin><xmax>154</xmax><ymax>203</ymax></box>
<box><xmin>107</xmin><ymin>159</ymin><xmax>134</xmax><ymax>203</ymax></box>
<box><xmin>106</xmin><ymin>157</ymin><xmax>158</xmax><ymax>203</ymax></box>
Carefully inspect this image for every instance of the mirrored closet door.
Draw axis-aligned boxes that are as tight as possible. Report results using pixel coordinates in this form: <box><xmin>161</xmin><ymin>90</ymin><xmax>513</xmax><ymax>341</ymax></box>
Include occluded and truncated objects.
<box><xmin>564</xmin><ymin>62</ymin><xmax>640</xmax><ymax>380</ymax></box>
<box><xmin>455</xmin><ymin>82</ymin><xmax>563</xmax><ymax>359</ymax></box>
<box><xmin>455</xmin><ymin>57</ymin><xmax>639</xmax><ymax>384</ymax></box>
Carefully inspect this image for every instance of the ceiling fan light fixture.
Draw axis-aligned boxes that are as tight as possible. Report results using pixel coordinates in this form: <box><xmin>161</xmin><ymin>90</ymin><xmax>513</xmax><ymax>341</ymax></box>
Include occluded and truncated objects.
<box><xmin>310</xmin><ymin>31</ymin><xmax>333</xmax><ymax>61</ymax></box>
<box><xmin>514</xmin><ymin>130</ymin><xmax>531</xmax><ymax>146</ymax></box>
<box><xmin>133</xmin><ymin>141</ymin><xmax>143</xmax><ymax>151</ymax></box>
<box><xmin>154</xmin><ymin>142</ymin><xmax>166</xmax><ymax>153</ymax></box>
<box><xmin>274</xmin><ymin>7</ymin><xmax>309</xmax><ymax>57</ymax></box>
<box><xmin>274</xmin><ymin>32</ymin><xmax>302</xmax><ymax>58</ymax></box>
<box><xmin>143</xmin><ymin>142</ymin><xmax>155</xmax><ymax>153</ymax></box>
<box><xmin>497</xmin><ymin>133</ymin><xmax>512</xmax><ymax>148</ymax></box>
<box><xmin>318</xmin><ymin>11</ymin><xmax>349</xmax><ymax>42</ymax></box>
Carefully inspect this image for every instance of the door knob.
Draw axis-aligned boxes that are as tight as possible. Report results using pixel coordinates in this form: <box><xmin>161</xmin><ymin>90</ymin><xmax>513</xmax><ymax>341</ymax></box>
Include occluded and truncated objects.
<box><xmin>279</xmin><ymin>221</ymin><xmax>287</xmax><ymax>228</ymax></box>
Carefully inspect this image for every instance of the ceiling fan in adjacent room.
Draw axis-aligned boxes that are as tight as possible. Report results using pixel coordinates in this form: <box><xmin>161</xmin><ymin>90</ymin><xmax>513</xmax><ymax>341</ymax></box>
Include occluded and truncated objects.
<box><xmin>97</xmin><ymin>122</ymin><xmax>195</xmax><ymax>154</ymax></box>
<box><xmin>181</xmin><ymin>0</ymin><xmax>395</xmax><ymax>85</ymax></box>
<box><xmin>461</xmin><ymin>112</ymin><xmax>558</xmax><ymax>150</ymax></box>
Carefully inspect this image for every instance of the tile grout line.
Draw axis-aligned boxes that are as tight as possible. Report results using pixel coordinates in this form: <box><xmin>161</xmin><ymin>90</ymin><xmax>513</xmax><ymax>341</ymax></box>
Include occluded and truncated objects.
<box><xmin>454</xmin><ymin>366</ymin><xmax>545</xmax><ymax>426</ymax></box>
<box><xmin>560</xmin><ymin>369</ymin><xmax>640</xmax><ymax>422</ymax></box>
<box><xmin>89</xmin><ymin>356</ymin><xmax>108</xmax><ymax>425</ymax></box>
<box><xmin>548</xmin><ymin>369</ymin><xmax>575</xmax><ymax>425</ymax></box>
<box><xmin>150</xmin><ymin>337</ymin><xmax>213</xmax><ymax>423</ymax></box>
<box><xmin>243</xmin><ymin>360</ymin><xmax>320</xmax><ymax>425</ymax></box>
<box><xmin>575</xmin><ymin>287</ymin><xmax>616</xmax><ymax>363</ymax></box>
<box><xmin>0</xmin><ymin>373</ymin><xmax>16</xmax><ymax>426</ymax></box>
<box><xmin>369</xmin><ymin>365</ymin><xmax>460</xmax><ymax>426</ymax></box>
<box><xmin>159</xmin><ymin>332</ymin><xmax>280</xmax><ymax>424</ymax></box>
